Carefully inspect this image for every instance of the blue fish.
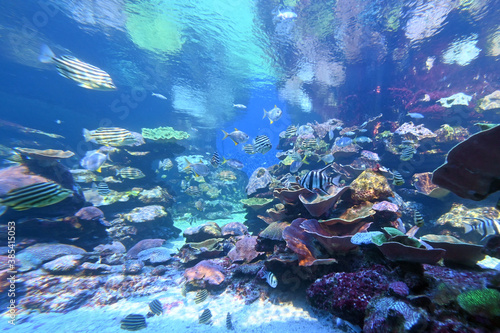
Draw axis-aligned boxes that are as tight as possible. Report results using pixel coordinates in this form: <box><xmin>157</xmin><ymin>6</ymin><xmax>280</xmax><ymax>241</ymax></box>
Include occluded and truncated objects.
<box><xmin>334</xmin><ymin>137</ymin><xmax>352</xmax><ymax>147</ymax></box>
<box><xmin>407</xmin><ymin>112</ymin><xmax>424</xmax><ymax>119</ymax></box>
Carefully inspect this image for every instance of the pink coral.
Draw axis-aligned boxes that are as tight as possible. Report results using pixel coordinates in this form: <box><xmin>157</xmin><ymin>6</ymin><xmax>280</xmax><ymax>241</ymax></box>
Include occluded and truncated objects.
<box><xmin>389</xmin><ymin>281</ymin><xmax>410</xmax><ymax>297</ymax></box>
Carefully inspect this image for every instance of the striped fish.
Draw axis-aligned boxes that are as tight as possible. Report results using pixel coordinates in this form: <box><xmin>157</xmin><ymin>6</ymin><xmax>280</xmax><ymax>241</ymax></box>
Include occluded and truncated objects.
<box><xmin>414</xmin><ymin>210</ymin><xmax>424</xmax><ymax>227</ymax></box>
<box><xmin>0</xmin><ymin>182</ymin><xmax>72</xmax><ymax>211</ymax></box>
<box><xmin>299</xmin><ymin>165</ymin><xmax>336</xmax><ymax>194</ymax></box>
<box><xmin>392</xmin><ymin>171</ymin><xmax>404</xmax><ymax>186</ymax></box>
<box><xmin>210</xmin><ymin>152</ymin><xmax>221</xmax><ymax>168</ymax></box>
<box><xmin>463</xmin><ymin>217</ymin><xmax>500</xmax><ymax>240</ymax></box>
<box><xmin>400</xmin><ymin>146</ymin><xmax>415</xmax><ymax>161</ymax></box>
<box><xmin>148</xmin><ymin>299</ymin><xmax>163</xmax><ymax>316</ymax></box>
<box><xmin>39</xmin><ymin>44</ymin><xmax>116</xmax><ymax>91</ymax></box>
<box><xmin>254</xmin><ymin>135</ymin><xmax>272</xmax><ymax>154</ymax></box>
<box><xmin>226</xmin><ymin>312</ymin><xmax>234</xmax><ymax>330</ymax></box>
<box><xmin>116</xmin><ymin>167</ymin><xmax>145</xmax><ymax>179</ymax></box>
<box><xmin>120</xmin><ymin>314</ymin><xmax>147</xmax><ymax>331</ymax></box>
<box><xmin>199</xmin><ymin>309</ymin><xmax>212</xmax><ymax>325</ymax></box>
<box><xmin>97</xmin><ymin>182</ymin><xmax>110</xmax><ymax>196</ymax></box>
<box><xmin>284</xmin><ymin>125</ymin><xmax>298</xmax><ymax>138</ymax></box>
<box><xmin>301</xmin><ymin>138</ymin><xmax>318</xmax><ymax>149</ymax></box>
<box><xmin>243</xmin><ymin>144</ymin><xmax>256</xmax><ymax>155</ymax></box>
<box><xmin>194</xmin><ymin>289</ymin><xmax>208</xmax><ymax>304</ymax></box>
<box><xmin>83</xmin><ymin>127</ymin><xmax>135</xmax><ymax>146</ymax></box>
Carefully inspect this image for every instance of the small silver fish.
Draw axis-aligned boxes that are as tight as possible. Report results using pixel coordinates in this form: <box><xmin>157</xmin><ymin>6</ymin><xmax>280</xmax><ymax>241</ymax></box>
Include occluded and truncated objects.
<box><xmin>265</xmin><ymin>271</ymin><xmax>278</xmax><ymax>288</ymax></box>
<box><xmin>233</xmin><ymin>103</ymin><xmax>247</xmax><ymax>109</ymax></box>
<box><xmin>407</xmin><ymin>112</ymin><xmax>424</xmax><ymax>119</ymax></box>
<box><xmin>277</xmin><ymin>10</ymin><xmax>297</xmax><ymax>19</ymax></box>
<box><xmin>152</xmin><ymin>92</ymin><xmax>168</xmax><ymax>100</ymax></box>
<box><xmin>263</xmin><ymin>105</ymin><xmax>283</xmax><ymax>124</ymax></box>
<box><xmin>222</xmin><ymin>128</ymin><xmax>249</xmax><ymax>145</ymax></box>
<box><xmin>321</xmin><ymin>153</ymin><xmax>335</xmax><ymax>164</ymax></box>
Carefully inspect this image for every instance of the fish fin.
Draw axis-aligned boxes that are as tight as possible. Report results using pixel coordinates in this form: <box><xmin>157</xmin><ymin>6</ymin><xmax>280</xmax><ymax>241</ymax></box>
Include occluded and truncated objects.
<box><xmin>301</xmin><ymin>156</ymin><xmax>309</xmax><ymax>165</ymax></box>
<box><xmin>234</xmin><ymin>128</ymin><xmax>239</xmax><ymax>131</ymax></box>
<box><xmin>463</xmin><ymin>223</ymin><xmax>473</xmax><ymax>233</ymax></box>
<box><xmin>38</xmin><ymin>44</ymin><xmax>55</xmax><ymax>63</ymax></box>
<box><xmin>78</xmin><ymin>82</ymin><xmax>94</xmax><ymax>90</ymax></box>
<box><xmin>222</xmin><ymin>157</ymin><xmax>227</xmax><ymax>164</ymax></box>
<box><xmin>221</xmin><ymin>130</ymin><xmax>229</xmax><ymax>140</ymax></box>
<box><xmin>233</xmin><ymin>139</ymin><xmax>239</xmax><ymax>146</ymax></box>
<box><xmin>97</xmin><ymin>166</ymin><xmax>102</xmax><ymax>173</ymax></box>
<box><xmin>263</xmin><ymin>108</ymin><xmax>267</xmax><ymax>120</ymax></box>
<box><xmin>269</xmin><ymin>119</ymin><xmax>274</xmax><ymax>124</ymax></box>
<box><xmin>0</xmin><ymin>205</ymin><xmax>7</xmax><ymax>216</ymax></box>
<box><xmin>274</xmin><ymin>105</ymin><xmax>277</xmax><ymax>108</ymax></box>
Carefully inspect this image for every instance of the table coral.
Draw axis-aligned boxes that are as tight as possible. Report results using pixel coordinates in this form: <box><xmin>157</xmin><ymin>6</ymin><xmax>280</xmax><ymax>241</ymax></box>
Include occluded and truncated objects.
<box><xmin>141</xmin><ymin>126</ymin><xmax>189</xmax><ymax>141</ymax></box>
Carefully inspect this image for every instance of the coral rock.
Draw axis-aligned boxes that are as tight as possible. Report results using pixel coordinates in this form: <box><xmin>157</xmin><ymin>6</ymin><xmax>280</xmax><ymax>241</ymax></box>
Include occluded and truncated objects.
<box><xmin>126</xmin><ymin>239</ymin><xmax>166</xmax><ymax>259</ymax></box>
<box><xmin>137</xmin><ymin>247</ymin><xmax>173</xmax><ymax>264</ymax></box>
<box><xmin>122</xmin><ymin>205</ymin><xmax>168</xmax><ymax>223</ymax></box>
<box><xmin>228</xmin><ymin>236</ymin><xmax>263</xmax><ymax>263</ymax></box>
<box><xmin>411</xmin><ymin>172</ymin><xmax>449</xmax><ymax>198</ymax></box>
<box><xmin>246</xmin><ymin>167</ymin><xmax>272</xmax><ymax>196</ymax></box>
<box><xmin>259</xmin><ymin>222</ymin><xmax>290</xmax><ymax>241</ymax></box>
<box><xmin>184</xmin><ymin>260</ymin><xmax>225</xmax><ymax>287</ymax></box>
<box><xmin>349</xmin><ymin>170</ymin><xmax>393</xmax><ymax>203</ymax></box>
<box><xmin>299</xmin><ymin>186</ymin><xmax>349</xmax><ymax>217</ymax></box>
<box><xmin>183</xmin><ymin>222</ymin><xmax>222</xmax><ymax>242</ymax></box>
<box><xmin>17</xmin><ymin>243</ymin><xmax>86</xmax><ymax>272</ymax></box>
<box><xmin>42</xmin><ymin>255</ymin><xmax>83</xmax><ymax>274</ymax></box>
<box><xmin>221</xmin><ymin>222</ymin><xmax>248</xmax><ymax>237</ymax></box>
<box><xmin>477</xmin><ymin>90</ymin><xmax>500</xmax><ymax>113</ymax></box>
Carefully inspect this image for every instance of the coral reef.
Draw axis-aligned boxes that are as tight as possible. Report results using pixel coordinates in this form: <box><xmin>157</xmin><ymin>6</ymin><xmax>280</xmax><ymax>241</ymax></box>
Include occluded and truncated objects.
<box><xmin>349</xmin><ymin>170</ymin><xmax>393</xmax><ymax>203</ymax></box>
<box><xmin>246</xmin><ymin>167</ymin><xmax>272</xmax><ymax>196</ymax></box>
<box><xmin>184</xmin><ymin>260</ymin><xmax>225</xmax><ymax>287</ymax></box>
<box><xmin>141</xmin><ymin>126</ymin><xmax>189</xmax><ymax>141</ymax></box>
<box><xmin>477</xmin><ymin>90</ymin><xmax>500</xmax><ymax>113</ymax></box>
<box><xmin>17</xmin><ymin>243</ymin><xmax>86</xmax><ymax>272</ymax></box>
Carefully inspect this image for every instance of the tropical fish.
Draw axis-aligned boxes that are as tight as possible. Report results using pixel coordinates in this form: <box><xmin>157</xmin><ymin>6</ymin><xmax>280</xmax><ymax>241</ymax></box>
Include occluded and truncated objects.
<box><xmin>263</xmin><ymin>105</ymin><xmax>283</xmax><ymax>124</ymax></box>
<box><xmin>151</xmin><ymin>92</ymin><xmax>167</xmax><ymax>100</ymax></box>
<box><xmin>334</xmin><ymin>137</ymin><xmax>352</xmax><ymax>147</ymax></box>
<box><xmin>243</xmin><ymin>144</ymin><xmax>256</xmax><ymax>155</ymax></box>
<box><xmin>344</xmin><ymin>131</ymin><xmax>356</xmax><ymax>136</ymax></box>
<box><xmin>194</xmin><ymin>289</ymin><xmax>208</xmax><ymax>304</ymax></box>
<box><xmin>290</xmin><ymin>160</ymin><xmax>303</xmax><ymax>173</ymax></box>
<box><xmin>184</xmin><ymin>186</ymin><xmax>201</xmax><ymax>196</ymax></box>
<box><xmin>226</xmin><ymin>312</ymin><xmax>234</xmax><ymax>330</ymax></box>
<box><xmin>301</xmin><ymin>138</ymin><xmax>319</xmax><ymax>149</ymax></box>
<box><xmin>264</xmin><ymin>271</ymin><xmax>278</xmax><ymax>288</ymax></box>
<box><xmin>300</xmin><ymin>165</ymin><xmax>337</xmax><ymax>194</ymax></box>
<box><xmin>120</xmin><ymin>314</ymin><xmax>147</xmax><ymax>331</ymax></box>
<box><xmin>96</xmin><ymin>182</ymin><xmax>110</xmax><ymax>196</ymax></box>
<box><xmin>83</xmin><ymin>127</ymin><xmax>135</xmax><ymax>147</ymax></box>
<box><xmin>0</xmin><ymin>182</ymin><xmax>72</xmax><ymax>211</ymax></box>
<box><xmin>407</xmin><ymin>112</ymin><xmax>424</xmax><ymax>119</ymax></box>
<box><xmin>210</xmin><ymin>152</ymin><xmax>222</xmax><ymax>168</ymax></box>
<box><xmin>158</xmin><ymin>158</ymin><xmax>174</xmax><ymax>171</ymax></box>
<box><xmin>253</xmin><ymin>135</ymin><xmax>272</xmax><ymax>154</ymax></box>
<box><xmin>233</xmin><ymin>103</ymin><xmax>246</xmax><ymax>109</ymax></box>
<box><xmin>194</xmin><ymin>199</ymin><xmax>205</xmax><ymax>212</ymax></box>
<box><xmin>199</xmin><ymin>309</ymin><xmax>212</xmax><ymax>325</ymax></box>
<box><xmin>321</xmin><ymin>153</ymin><xmax>335</xmax><ymax>164</ymax></box>
<box><xmin>414</xmin><ymin>210</ymin><xmax>424</xmax><ymax>227</ymax></box>
<box><xmin>353</xmin><ymin>136</ymin><xmax>372</xmax><ymax>144</ymax></box>
<box><xmin>463</xmin><ymin>217</ymin><xmax>500</xmax><ymax>240</ymax></box>
<box><xmin>400</xmin><ymin>146</ymin><xmax>415</xmax><ymax>161</ymax></box>
<box><xmin>328</xmin><ymin>129</ymin><xmax>335</xmax><ymax>141</ymax></box>
<box><xmin>277</xmin><ymin>10</ymin><xmax>297</xmax><ymax>19</ymax></box>
<box><xmin>222</xmin><ymin>128</ymin><xmax>249</xmax><ymax>145</ymax></box>
<box><xmin>184</xmin><ymin>158</ymin><xmax>210</xmax><ymax>177</ymax></box>
<box><xmin>392</xmin><ymin>171</ymin><xmax>405</xmax><ymax>186</ymax></box>
<box><xmin>39</xmin><ymin>44</ymin><xmax>116</xmax><ymax>91</ymax></box>
<box><xmin>284</xmin><ymin>125</ymin><xmax>298</xmax><ymax>138</ymax></box>
<box><xmin>116</xmin><ymin>167</ymin><xmax>145</xmax><ymax>179</ymax></box>
<box><xmin>361</xmin><ymin>150</ymin><xmax>380</xmax><ymax>161</ymax></box>
<box><xmin>148</xmin><ymin>299</ymin><xmax>163</xmax><ymax>316</ymax></box>
<box><xmin>224</xmin><ymin>158</ymin><xmax>244</xmax><ymax>169</ymax></box>
<box><xmin>80</xmin><ymin>150</ymin><xmax>108</xmax><ymax>172</ymax></box>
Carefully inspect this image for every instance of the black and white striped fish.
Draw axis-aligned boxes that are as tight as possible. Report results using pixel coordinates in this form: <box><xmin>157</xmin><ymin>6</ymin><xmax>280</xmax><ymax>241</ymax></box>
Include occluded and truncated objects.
<box><xmin>199</xmin><ymin>309</ymin><xmax>212</xmax><ymax>325</ymax></box>
<box><xmin>243</xmin><ymin>144</ymin><xmax>256</xmax><ymax>155</ymax></box>
<box><xmin>414</xmin><ymin>210</ymin><xmax>424</xmax><ymax>227</ymax></box>
<box><xmin>39</xmin><ymin>45</ymin><xmax>116</xmax><ymax>91</ymax></box>
<box><xmin>253</xmin><ymin>135</ymin><xmax>272</xmax><ymax>154</ymax></box>
<box><xmin>97</xmin><ymin>182</ymin><xmax>110</xmax><ymax>196</ymax></box>
<box><xmin>148</xmin><ymin>299</ymin><xmax>163</xmax><ymax>316</ymax></box>
<box><xmin>463</xmin><ymin>217</ymin><xmax>500</xmax><ymax>240</ymax></box>
<box><xmin>299</xmin><ymin>165</ymin><xmax>338</xmax><ymax>194</ymax></box>
<box><xmin>226</xmin><ymin>312</ymin><xmax>234</xmax><ymax>330</ymax></box>
<box><xmin>83</xmin><ymin>127</ymin><xmax>135</xmax><ymax>146</ymax></box>
<box><xmin>284</xmin><ymin>125</ymin><xmax>298</xmax><ymax>138</ymax></box>
<box><xmin>0</xmin><ymin>182</ymin><xmax>72</xmax><ymax>211</ymax></box>
<box><xmin>392</xmin><ymin>171</ymin><xmax>404</xmax><ymax>186</ymax></box>
<box><xmin>210</xmin><ymin>152</ymin><xmax>221</xmax><ymax>168</ymax></box>
<box><xmin>116</xmin><ymin>167</ymin><xmax>145</xmax><ymax>179</ymax></box>
<box><xmin>400</xmin><ymin>146</ymin><xmax>415</xmax><ymax>161</ymax></box>
<box><xmin>194</xmin><ymin>289</ymin><xmax>208</xmax><ymax>304</ymax></box>
<box><xmin>120</xmin><ymin>314</ymin><xmax>147</xmax><ymax>331</ymax></box>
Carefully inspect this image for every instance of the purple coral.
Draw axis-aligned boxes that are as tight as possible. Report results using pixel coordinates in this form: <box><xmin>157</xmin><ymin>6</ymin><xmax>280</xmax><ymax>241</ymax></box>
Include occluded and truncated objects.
<box><xmin>307</xmin><ymin>265</ymin><xmax>390</xmax><ymax>326</ymax></box>
<box><xmin>389</xmin><ymin>281</ymin><xmax>410</xmax><ymax>297</ymax></box>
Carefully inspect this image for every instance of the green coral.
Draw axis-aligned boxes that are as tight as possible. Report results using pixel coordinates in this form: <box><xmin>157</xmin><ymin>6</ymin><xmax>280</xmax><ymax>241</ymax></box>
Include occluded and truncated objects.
<box><xmin>457</xmin><ymin>288</ymin><xmax>500</xmax><ymax>319</ymax></box>
<box><xmin>376</xmin><ymin>130</ymin><xmax>393</xmax><ymax>139</ymax></box>
<box><xmin>141</xmin><ymin>126</ymin><xmax>190</xmax><ymax>141</ymax></box>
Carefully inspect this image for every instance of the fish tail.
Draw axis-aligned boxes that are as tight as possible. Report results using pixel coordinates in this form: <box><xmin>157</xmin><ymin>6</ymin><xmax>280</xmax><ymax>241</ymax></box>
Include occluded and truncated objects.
<box><xmin>301</xmin><ymin>156</ymin><xmax>309</xmax><ymax>165</ymax></box>
<box><xmin>269</xmin><ymin>119</ymin><xmax>274</xmax><ymax>124</ymax></box>
<box><xmin>222</xmin><ymin>157</ymin><xmax>227</xmax><ymax>165</ymax></box>
<box><xmin>263</xmin><ymin>108</ymin><xmax>267</xmax><ymax>120</ymax></box>
<box><xmin>222</xmin><ymin>130</ymin><xmax>229</xmax><ymax>140</ymax></box>
<box><xmin>183</xmin><ymin>158</ymin><xmax>192</xmax><ymax>169</ymax></box>
<box><xmin>463</xmin><ymin>223</ymin><xmax>473</xmax><ymax>233</ymax></box>
<box><xmin>82</xmin><ymin>128</ymin><xmax>92</xmax><ymax>142</ymax></box>
<box><xmin>39</xmin><ymin>44</ymin><xmax>55</xmax><ymax>63</ymax></box>
<box><xmin>97</xmin><ymin>166</ymin><xmax>102</xmax><ymax>173</ymax></box>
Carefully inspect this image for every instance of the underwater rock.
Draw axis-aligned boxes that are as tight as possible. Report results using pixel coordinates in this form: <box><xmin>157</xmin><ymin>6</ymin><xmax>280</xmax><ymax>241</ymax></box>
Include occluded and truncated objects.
<box><xmin>420</xmin><ymin>235</ymin><xmax>485</xmax><ymax>267</ymax></box>
<box><xmin>14</xmin><ymin>147</ymin><xmax>75</xmax><ymax>160</ymax></box>
<box><xmin>259</xmin><ymin>222</ymin><xmax>290</xmax><ymax>241</ymax></box>
<box><xmin>266</xmin><ymin>203</ymin><xmax>288</xmax><ymax>221</ymax></box>
<box><xmin>138</xmin><ymin>186</ymin><xmax>174</xmax><ymax>204</ymax></box>
<box><xmin>434</xmin><ymin>124</ymin><xmax>470</xmax><ymax>143</ymax></box>
<box><xmin>437</xmin><ymin>92</ymin><xmax>472</xmax><ymax>108</ymax></box>
<box><xmin>121</xmin><ymin>205</ymin><xmax>168</xmax><ymax>223</ymax></box>
<box><xmin>283</xmin><ymin>218</ymin><xmax>337</xmax><ymax>266</ymax></box>
<box><xmin>246</xmin><ymin>167</ymin><xmax>272</xmax><ymax>196</ymax></box>
<box><xmin>183</xmin><ymin>222</ymin><xmax>222</xmax><ymax>242</ymax></box>
<box><xmin>307</xmin><ymin>266</ymin><xmax>391</xmax><ymax>326</ymax></box>
<box><xmin>184</xmin><ymin>260</ymin><xmax>225</xmax><ymax>287</ymax></box>
<box><xmin>141</xmin><ymin>126</ymin><xmax>189</xmax><ymax>141</ymax></box>
<box><xmin>17</xmin><ymin>243</ymin><xmax>86</xmax><ymax>272</ymax></box>
<box><xmin>299</xmin><ymin>186</ymin><xmax>349</xmax><ymax>218</ymax></box>
<box><xmin>363</xmin><ymin>296</ymin><xmax>428</xmax><ymax>333</ymax></box>
<box><xmin>123</xmin><ymin>259</ymin><xmax>144</xmax><ymax>274</ymax></box>
<box><xmin>126</xmin><ymin>239</ymin><xmax>166</xmax><ymax>259</ymax></box>
<box><xmin>227</xmin><ymin>236</ymin><xmax>263</xmax><ymax>263</ymax></box>
<box><xmin>349</xmin><ymin>170</ymin><xmax>393</xmax><ymax>204</ymax></box>
<box><xmin>435</xmin><ymin>203</ymin><xmax>500</xmax><ymax>229</ymax></box>
<box><xmin>432</xmin><ymin>124</ymin><xmax>500</xmax><ymax>201</ymax></box>
<box><xmin>477</xmin><ymin>90</ymin><xmax>500</xmax><ymax>113</ymax></box>
<box><xmin>221</xmin><ymin>222</ymin><xmax>248</xmax><ymax>237</ymax></box>
<box><xmin>177</xmin><ymin>238</ymin><xmax>225</xmax><ymax>263</ymax></box>
<box><xmin>137</xmin><ymin>247</ymin><xmax>172</xmax><ymax>264</ymax></box>
<box><xmin>80</xmin><ymin>262</ymin><xmax>114</xmax><ymax>274</ymax></box>
<box><xmin>411</xmin><ymin>172</ymin><xmax>450</xmax><ymax>198</ymax></box>
<box><xmin>94</xmin><ymin>241</ymin><xmax>126</xmax><ymax>255</ymax></box>
<box><xmin>42</xmin><ymin>254</ymin><xmax>83</xmax><ymax>274</ymax></box>
<box><xmin>394</xmin><ymin>122</ymin><xmax>436</xmax><ymax>141</ymax></box>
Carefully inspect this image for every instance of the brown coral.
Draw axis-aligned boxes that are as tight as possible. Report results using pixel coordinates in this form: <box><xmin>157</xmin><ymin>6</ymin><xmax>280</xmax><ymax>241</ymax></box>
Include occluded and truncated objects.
<box><xmin>184</xmin><ymin>260</ymin><xmax>225</xmax><ymax>287</ymax></box>
<box><xmin>299</xmin><ymin>186</ymin><xmax>349</xmax><ymax>218</ymax></box>
<box><xmin>349</xmin><ymin>170</ymin><xmax>393</xmax><ymax>203</ymax></box>
<box><xmin>412</xmin><ymin>172</ymin><xmax>449</xmax><ymax>198</ymax></box>
<box><xmin>227</xmin><ymin>236</ymin><xmax>263</xmax><ymax>263</ymax></box>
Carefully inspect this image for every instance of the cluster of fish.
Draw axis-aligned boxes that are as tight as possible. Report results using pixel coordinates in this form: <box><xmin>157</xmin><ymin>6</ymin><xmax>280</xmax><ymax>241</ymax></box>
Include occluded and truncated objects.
<box><xmin>243</xmin><ymin>135</ymin><xmax>272</xmax><ymax>155</ymax></box>
<box><xmin>209</xmin><ymin>152</ymin><xmax>244</xmax><ymax>170</ymax></box>
<box><xmin>120</xmin><ymin>298</ymin><xmax>164</xmax><ymax>331</ymax></box>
